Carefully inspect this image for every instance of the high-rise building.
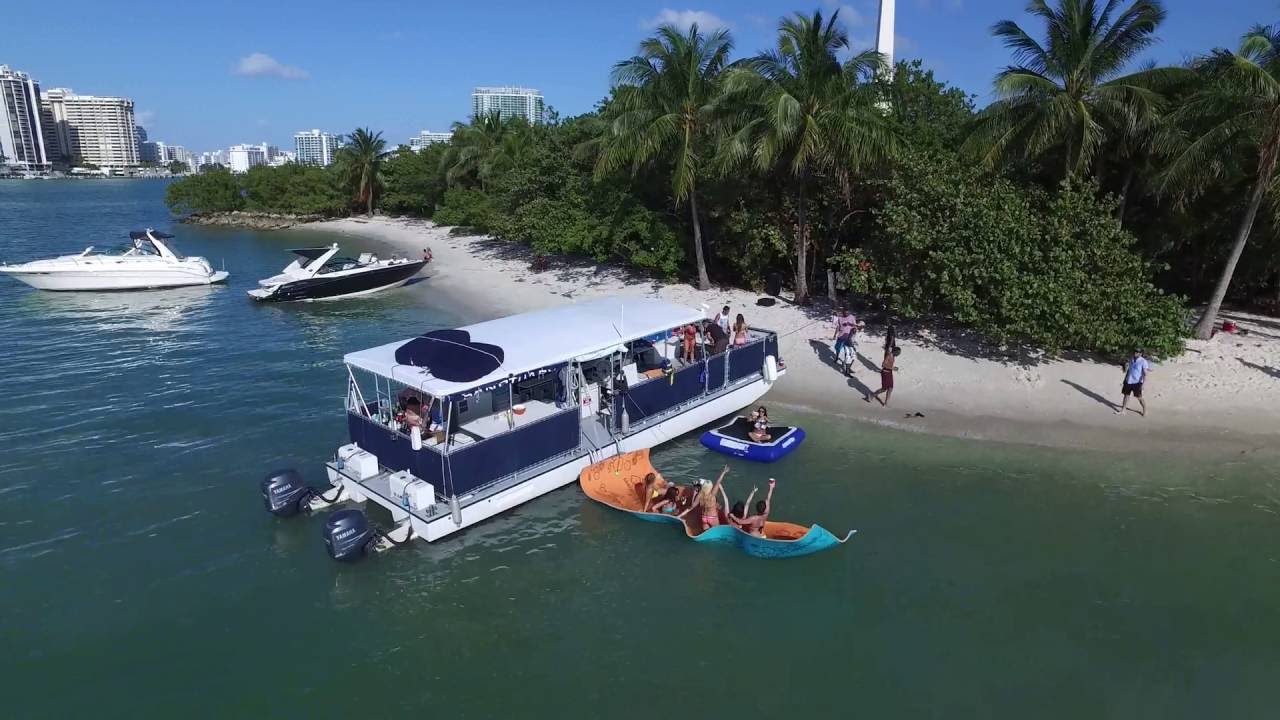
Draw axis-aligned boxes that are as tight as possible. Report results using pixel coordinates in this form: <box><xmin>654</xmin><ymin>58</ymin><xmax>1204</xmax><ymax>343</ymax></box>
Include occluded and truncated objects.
<box><xmin>408</xmin><ymin>130</ymin><xmax>453</xmax><ymax>151</ymax></box>
<box><xmin>293</xmin><ymin>129</ymin><xmax>341</xmax><ymax>166</ymax></box>
<box><xmin>228</xmin><ymin>143</ymin><xmax>266</xmax><ymax>173</ymax></box>
<box><xmin>268</xmin><ymin>150</ymin><xmax>295</xmax><ymax>167</ymax></box>
<box><xmin>40</xmin><ymin>88</ymin><xmax>139</xmax><ymax>168</ymax></box>
<box><xmin>0</xmin><ymin>65</ymin><xmax>50</xmax><ymax>171</ymax></box>
<box><xmin>139</xmin><ymin>140</ymin><xmax>161</xmax><ymax>163</ymax></box>
<box><xmin>198</xmin><ymin>150</ymin><xmax>226</xmax><ymax>170</ymax></box>
<box><xmin>135</xmin><ymin>125</ymin><xmax>148</xmax><ymax>144</ymax></box>
<box><xmin>471</xmin><ymin>86</ymin><xmax>544</xmax><ymax>123</ymax></box>
<box><xmin>165</xmin><ymin>144</ymin><xmax>191</xmax><ymax>168</ymax></box>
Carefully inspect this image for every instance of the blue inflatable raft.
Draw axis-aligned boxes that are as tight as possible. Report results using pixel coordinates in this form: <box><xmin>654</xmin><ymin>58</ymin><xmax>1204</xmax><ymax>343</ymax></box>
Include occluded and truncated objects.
<box><xmin>699</xmin><ymin>417</ymin><xmax>805</xmax><ymax>463</ymax></box>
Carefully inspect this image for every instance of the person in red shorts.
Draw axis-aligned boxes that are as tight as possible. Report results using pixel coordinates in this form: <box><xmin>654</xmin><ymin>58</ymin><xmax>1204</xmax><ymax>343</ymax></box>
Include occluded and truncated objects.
<box><xmin>867</xmin><ymin>345</ymin><xmax>901</xmax><ymax>407</ymax></box>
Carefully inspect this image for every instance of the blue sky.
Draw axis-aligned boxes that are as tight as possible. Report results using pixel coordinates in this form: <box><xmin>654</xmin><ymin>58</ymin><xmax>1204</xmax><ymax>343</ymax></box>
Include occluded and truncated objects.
<box><xmin>3</xmin><ymin>0</ymin><xmax>1267</xmax><ymax>152</ymax></box>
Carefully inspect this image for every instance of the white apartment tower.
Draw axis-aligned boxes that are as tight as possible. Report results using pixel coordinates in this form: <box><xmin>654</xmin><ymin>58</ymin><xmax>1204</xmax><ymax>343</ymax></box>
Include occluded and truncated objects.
<box><xmin>40</xmin><ymin>88</ymin><xmax>139</xmax><ymax>168</ymax></box>
<box><xmin>0</xmin><ymin>65</ymin><xmax>50</xmax><ymax>171</ymax></box>
<box><xmin>471</xmin><ymin>86</ymin><xmax>544</xmax><ymax>123</ymax></box>
<box><xmin>228</xmin><ymin>144</ymin><xmax>266</xmax><ymax>173</ymax></box>
<box><xmin>294</xmin><ymin>129</ymin><xmax>341</xmax><ymax>166</ymax></box>
<box><xmin>408</xmin><ymin>130</ymin><xmax>452</xmax><ymax>151</ymax></box>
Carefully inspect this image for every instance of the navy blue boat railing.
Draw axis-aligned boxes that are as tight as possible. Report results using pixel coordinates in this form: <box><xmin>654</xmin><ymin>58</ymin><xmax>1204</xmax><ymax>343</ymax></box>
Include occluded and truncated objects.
<box><xmin>347</xmin><ymin>406</ymin><xmax>580</xmax><ymax>497</ymax></box>
<box><xmin>613</xmin><ymin>330</ymin><xmax>778</xmax><ymax>430</ymax></box>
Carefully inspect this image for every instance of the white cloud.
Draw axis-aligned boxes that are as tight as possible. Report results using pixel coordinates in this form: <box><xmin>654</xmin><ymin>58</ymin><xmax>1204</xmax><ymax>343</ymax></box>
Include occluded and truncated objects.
<box><xmin>641</xmin><ymin>9</ymin><xmax>730</xmax><ymax>33</ymax></box>
<box><xmin>915</xmin><ymin>0</ymin><xmax>964</xmax><ymax>11</ymax></box>
<box><xmin>822</xmin><ymin>0</ymin><xmax>867</xmax><ymax>27</ymax></box>
<box><xmin>135</xmin><ymin>110</ymin><xmax>156</xmax><ymax>129</ymax></box>
<box><xmin>232</xmin><ymin>53</ymin><xmax>309</xmax><ymax>80</ymax></box>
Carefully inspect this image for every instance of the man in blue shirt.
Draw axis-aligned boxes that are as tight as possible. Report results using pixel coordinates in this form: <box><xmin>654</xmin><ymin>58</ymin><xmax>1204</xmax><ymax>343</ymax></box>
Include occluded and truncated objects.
<box><xmin>1116</xmin><ymin>348</ymin><xmax>1151</xmax><ymax>416</ymax></box>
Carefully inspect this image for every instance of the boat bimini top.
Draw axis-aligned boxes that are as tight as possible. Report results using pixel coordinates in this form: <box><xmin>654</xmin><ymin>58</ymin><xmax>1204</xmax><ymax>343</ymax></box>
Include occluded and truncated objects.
<box><xmin>344</xmin><ymin>296</ymin><xmax>705</xmax><ymax>396</ymax></box>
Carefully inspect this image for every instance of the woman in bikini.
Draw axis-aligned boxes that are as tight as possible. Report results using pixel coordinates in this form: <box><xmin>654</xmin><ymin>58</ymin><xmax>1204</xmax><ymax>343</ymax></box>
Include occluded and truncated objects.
<box><xmin>641</xmin><ymin>472</ymin><xmax>668</xmax><ymax>512</ymax></box>
<box><xmin>732</xmin><ymin>314</ymin><xmax>750</xmax><ymax>347</ymax></box>
<box><xmin>728</xmin><ymin>479</ymin><xmax>776</xmax><ymax>537</ymax></box>
<box><xmin>749</xmin><ymin>406</ymin><xmax>771</xmax><ymax>443</ymax></box>
<box><xmin>695</xmin><ymin>465</ymin><xmax>731</xmax><ymax>531</ymax></box>
<box><xmin>649</xmin><ymin>486</ymin><xmax>682</xmax><ymax>514</ymax></box>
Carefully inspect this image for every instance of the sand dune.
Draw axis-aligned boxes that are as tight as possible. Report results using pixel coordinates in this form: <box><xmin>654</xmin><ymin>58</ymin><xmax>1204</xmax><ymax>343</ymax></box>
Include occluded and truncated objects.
<box><xmin>309</xmin><ymin>216</ymin><xmax>1280</xmax><ymax>453</ymax></box>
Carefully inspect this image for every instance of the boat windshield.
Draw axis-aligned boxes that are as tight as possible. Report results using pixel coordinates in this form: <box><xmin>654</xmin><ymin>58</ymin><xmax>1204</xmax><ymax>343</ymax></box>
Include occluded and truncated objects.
<box><xmin>318</xmin><ymin>257</ymin><xmax>363</xmax><ymax>274</ymax></box>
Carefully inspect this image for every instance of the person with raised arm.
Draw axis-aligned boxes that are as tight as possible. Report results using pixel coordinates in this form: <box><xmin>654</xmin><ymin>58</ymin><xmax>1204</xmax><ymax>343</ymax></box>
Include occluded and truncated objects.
<box><xmin>729</xmin><ymin>479</ymin><xmax>776</xmax><ymax>537</ymax></box>
<box><xmin>694</xmin><ymin>465</ymin><xmax>731</xmax><ymax>531</ymax></box>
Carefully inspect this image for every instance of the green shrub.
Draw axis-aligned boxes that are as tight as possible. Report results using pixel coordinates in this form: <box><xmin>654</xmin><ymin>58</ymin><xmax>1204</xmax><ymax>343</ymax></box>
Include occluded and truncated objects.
<box><xmin>434</xmin><ymin>187</ymin><xmax>500</xmax><ymax>230</ymax></box>
<box><xmin>864</xmin><ymin>153</ymin><xmax>1186</xmax><ymax>358</ymax></box>
<box><xmin>165</xmin><ymin>168</ymin><xmax>244</xmax><ymax>214</ymax></box>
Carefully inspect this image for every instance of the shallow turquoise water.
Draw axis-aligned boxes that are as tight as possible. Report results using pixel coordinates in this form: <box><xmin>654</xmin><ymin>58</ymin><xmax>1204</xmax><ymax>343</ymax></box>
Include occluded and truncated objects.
<box><xmin>2</xmin><ymin>180</ymin><xmax>1278</xmax><ymax>718</ymax></box>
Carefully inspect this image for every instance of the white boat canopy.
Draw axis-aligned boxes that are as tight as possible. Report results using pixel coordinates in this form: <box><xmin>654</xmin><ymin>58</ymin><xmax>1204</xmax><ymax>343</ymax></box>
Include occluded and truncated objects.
<box><xmin>344</xmin><ymin>296</ymin><xmax>705</xmax><ymax>396</ymax></box>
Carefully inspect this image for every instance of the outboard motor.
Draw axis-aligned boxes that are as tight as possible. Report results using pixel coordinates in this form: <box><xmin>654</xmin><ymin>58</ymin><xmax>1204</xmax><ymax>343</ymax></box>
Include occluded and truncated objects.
<box><xmin>261</xmin><ymin>468</ymin><xmax>313</xmax><ymax>517</ymax></box>
<box><xmin>323</xmin><ymin>509</ymin><xmax>376</xmax><ymax>562</ymax></box>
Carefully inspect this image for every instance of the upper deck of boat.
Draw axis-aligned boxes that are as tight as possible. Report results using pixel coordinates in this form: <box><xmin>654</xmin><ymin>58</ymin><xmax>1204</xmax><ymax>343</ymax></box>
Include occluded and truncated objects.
<box><xmin>343</xmin><ymin>297</ymin><xmax>705</xmax><ymax>396</ymax></box>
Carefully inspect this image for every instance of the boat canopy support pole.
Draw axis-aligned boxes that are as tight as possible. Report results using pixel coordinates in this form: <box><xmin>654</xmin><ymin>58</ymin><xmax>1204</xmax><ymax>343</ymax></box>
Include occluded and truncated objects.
<box><xmin>347</xmin><ymin>365</ymin><xmax>371</xmax><ymax>417</ymax></box>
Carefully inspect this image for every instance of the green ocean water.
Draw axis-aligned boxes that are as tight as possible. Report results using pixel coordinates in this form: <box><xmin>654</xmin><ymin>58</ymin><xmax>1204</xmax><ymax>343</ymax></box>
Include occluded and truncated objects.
<box><xmin>1</xmin><ymin>180</ymin><xmax>1278</xmax><ymax>719</ymax></box>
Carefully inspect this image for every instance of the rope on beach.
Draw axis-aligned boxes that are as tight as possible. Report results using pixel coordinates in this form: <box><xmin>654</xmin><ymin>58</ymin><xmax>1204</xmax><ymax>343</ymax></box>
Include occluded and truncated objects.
<box><xmin>777</xmin><ymin>319</ymin><xmax>824</xmax><ymax>338</ymax></box>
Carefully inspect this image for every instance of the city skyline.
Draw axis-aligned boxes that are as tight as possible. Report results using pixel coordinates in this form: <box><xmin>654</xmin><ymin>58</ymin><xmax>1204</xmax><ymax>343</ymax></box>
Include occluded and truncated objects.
<box><xmin>1</xmin><ymin>0</ymin><xmax>1259</xmax><ymax>151</ymax></box>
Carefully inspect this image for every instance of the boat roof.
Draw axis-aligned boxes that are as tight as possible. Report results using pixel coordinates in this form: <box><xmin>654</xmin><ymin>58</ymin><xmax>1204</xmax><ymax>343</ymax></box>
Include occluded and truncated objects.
<box><xmin>345</xmin><ymin>296</ymin><xmax>704</xmax><ymax>396</ymax></box>
<box><xmin>288</xmin><ymin>246</ymin><xmax>335</xmax><ymax>261</ymax></box>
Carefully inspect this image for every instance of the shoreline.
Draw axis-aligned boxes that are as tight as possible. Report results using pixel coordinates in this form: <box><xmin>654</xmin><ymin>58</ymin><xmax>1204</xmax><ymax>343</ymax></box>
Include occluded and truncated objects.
<box><xmin>300</xmin><ymin>216</ymin><xmax>1280</xmax><ymax>454</ymax></box>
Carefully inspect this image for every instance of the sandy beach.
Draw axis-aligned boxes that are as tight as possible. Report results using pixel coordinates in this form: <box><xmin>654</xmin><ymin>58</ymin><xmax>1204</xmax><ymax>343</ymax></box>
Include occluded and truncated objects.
<box><xmin>308</xmin><ymin>216</ymin><xmax>1280</xmax><ymax>453</ymax></box>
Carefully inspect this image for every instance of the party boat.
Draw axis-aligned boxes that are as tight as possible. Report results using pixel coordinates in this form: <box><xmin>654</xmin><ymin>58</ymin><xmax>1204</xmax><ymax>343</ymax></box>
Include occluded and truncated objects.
<box><xmin>262</xmin><ymin>297</ymin><xmax>785</xmax><ymax>560</ymax></box>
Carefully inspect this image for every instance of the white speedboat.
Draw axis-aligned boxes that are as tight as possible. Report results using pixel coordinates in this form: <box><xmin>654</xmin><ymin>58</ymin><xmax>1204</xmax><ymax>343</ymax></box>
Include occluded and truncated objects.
<box><xmin>0</xmin><ymin>229</ymin><xmax>229</xmax><ymax>291</ymax></box>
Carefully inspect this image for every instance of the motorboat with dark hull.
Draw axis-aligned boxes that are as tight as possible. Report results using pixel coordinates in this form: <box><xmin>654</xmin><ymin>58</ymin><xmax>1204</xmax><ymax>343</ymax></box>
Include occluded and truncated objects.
<box><xmin>0</xmin><ymin>229</ymin><xmax>229</xmax><ymax>291</ymax></box>
<box><xmin>248</xmin><ymin>244</ymin><xmax>426</xmax><ymax>302</ymax></box>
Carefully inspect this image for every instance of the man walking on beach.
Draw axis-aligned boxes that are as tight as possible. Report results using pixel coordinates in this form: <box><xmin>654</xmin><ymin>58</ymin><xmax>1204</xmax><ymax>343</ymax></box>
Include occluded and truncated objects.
<box><xmin>832</xmin><ymin>306</ymin><xmax>862</xmax><ymax>375</ymax></box>
<box><xmin>1116</xmin><ymin>348</ymin><xmax>1151</xmax><ymax>416</ymax></box>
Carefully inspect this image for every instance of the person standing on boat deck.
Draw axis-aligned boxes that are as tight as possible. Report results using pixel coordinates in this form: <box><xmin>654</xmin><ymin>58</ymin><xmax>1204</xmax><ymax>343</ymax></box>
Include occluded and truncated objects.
<box><xmin>695</xmin><ymin>466</ymin><xmax>730</xmax><ymax>530</ymax></box>
<box><xmin>733</xmin><ymin>314</ymin><xmax>750</xmax><ymax>347</ymax></box>
<box><xmin>730</xmin><ymin>479</ymin><xmax>776</xmax><ymax>537</ymax></box>
<box><xmin>867</xmin><ymin>346</ymin><xmax>901</xmax><ymax>406</ymax></box>
<box><xmin>713</xmin><ymin>305</ymin><xmax>732</xmax><ymax>335</ymax></box>
<box><xmin>704</xmin><ymin>318</ymin><xmax>729</xmax><ymax>355</ymax></box>
<box><xmin>1116</xmin><ymin>348</ymin><xmax>1151</xmax><ymax>417</ymax></box>
<box><xmin>680</xmin><ymin>324</ymin><xmax>698</xmax><ymax>363</ymax></box>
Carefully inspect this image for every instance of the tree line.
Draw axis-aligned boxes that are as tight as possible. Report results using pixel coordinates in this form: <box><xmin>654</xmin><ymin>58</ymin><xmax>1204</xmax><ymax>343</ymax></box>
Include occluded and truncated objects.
<box><xmin>166</xmin><ymin>1</ymin><xmax>1280</xmax><ymax>358</ymax></box>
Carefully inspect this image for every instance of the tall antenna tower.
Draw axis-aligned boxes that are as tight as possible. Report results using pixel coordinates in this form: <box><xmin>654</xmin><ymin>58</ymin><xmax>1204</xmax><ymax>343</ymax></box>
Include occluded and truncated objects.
<box><xmin>876</xmin><ymin>0</ymin><xmax>897</xmax><ymax>76</ymax></box>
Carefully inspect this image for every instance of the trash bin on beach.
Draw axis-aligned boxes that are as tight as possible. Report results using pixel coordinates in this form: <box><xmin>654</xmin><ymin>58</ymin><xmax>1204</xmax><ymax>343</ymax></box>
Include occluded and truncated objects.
<box><xmin>765</xmin><ymin>272</ymin><xmax>783</xmax><ymax>297</ymax></box>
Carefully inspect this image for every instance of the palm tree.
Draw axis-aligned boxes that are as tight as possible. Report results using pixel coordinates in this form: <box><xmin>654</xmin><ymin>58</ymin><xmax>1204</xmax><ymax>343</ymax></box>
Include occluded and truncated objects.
<box><xmin>442</xmin><ymin>111</ymin><xmax>533</xmax><ymax>190</ymax></box>
<box><xmin>719</xmin><ymin>9</ymin><xmax>895</xmax><ymax>303</ymax></box>
<box><xmin>340</xmin><ymin>127</ymin><xmax>387</xmax><ymax>217</ymax></box>
<box><xmin>595</xmin><ymin>23</ymin><xmax>733</xmax><ymax>290</ymax></box>
<box><xmin>1162</xmin><ymin>25</ymin><xmax>1280</xmax><ymax>339</ymax></box>
<box><xmin>964</xmin><ymin>0</ymin><xmax>1168</xmax><ymax>180</ymax></box>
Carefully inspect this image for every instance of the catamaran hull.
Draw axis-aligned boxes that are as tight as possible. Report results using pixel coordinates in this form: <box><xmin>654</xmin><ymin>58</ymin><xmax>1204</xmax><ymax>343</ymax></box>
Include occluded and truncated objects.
<box><xmin>248</xmin><ymin>261</ymin><xmax>425</xmax><ymax>302</ymax></box>
<box><xmin>330</xmin><ymin>375</ymin><xmax>775</xmax><ymax>543</ymax></box>
<box><xmin>0</xmin><ymin>268</ymin><xmax>229</xmax><ymax>291</ymax></box>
